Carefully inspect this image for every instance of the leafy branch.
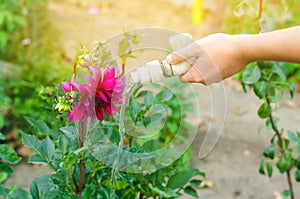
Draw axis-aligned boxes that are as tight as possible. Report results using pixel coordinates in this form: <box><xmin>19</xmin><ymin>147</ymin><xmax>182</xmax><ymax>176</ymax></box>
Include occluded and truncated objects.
<box><xmin>242</xmin><ymin>60</ymin><xmax>299</xmax><ymax>199</ymax></box>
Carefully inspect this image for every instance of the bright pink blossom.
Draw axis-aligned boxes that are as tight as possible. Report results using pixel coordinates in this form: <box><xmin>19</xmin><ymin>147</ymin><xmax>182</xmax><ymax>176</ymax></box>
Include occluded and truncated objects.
<box><xmin>61</xmin><ymin>66</ymin><xmax>124</xmax><ymax>123</ymax></box>
<box><xmin>87</xmin><ymin>66</ymin><xmax>124</xmax><ymax>120</ymax></box>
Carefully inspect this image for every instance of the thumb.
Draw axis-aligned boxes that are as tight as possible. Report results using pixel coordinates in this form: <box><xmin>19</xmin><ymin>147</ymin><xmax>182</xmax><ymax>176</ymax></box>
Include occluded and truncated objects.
<box><xmin>166</xmin><ymin>42</ymin><xmax>200</xmax><ymax>65</ymax></box>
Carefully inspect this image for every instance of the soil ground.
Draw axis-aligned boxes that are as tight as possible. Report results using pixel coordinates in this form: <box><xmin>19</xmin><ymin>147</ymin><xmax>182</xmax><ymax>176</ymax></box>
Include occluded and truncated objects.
<box><xmin>4</xmin><ymin>1</ymin><xmax>300</xmax><ymax>198</ymax></box>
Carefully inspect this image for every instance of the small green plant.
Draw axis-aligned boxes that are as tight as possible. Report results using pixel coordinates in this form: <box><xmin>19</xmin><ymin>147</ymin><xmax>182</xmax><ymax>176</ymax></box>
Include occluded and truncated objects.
<box><xmin>242</xmin><ymin>61</ymin><xmax>299</xmax><ymax>198</ymax></box>
<box><xmin>232</xmin><ymin>1</ymin><xmax>300</xmax><ymax>198</ymax></box>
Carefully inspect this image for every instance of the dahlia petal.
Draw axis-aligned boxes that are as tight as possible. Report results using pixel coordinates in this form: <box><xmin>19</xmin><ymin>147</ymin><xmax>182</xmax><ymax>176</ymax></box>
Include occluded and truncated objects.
<box><xmin>62</xmin><ymin>82</ymin><xmax>72</xmax><ymax>92</ymax></box>
<box><xmin>97</xmin><ymin>92</ymin><xmax>108</xmax><ymax>102</ymax></box>
<box><xmin>84</xmin><ymin>98</ymin><xmax>90</xmax><ymax>106</ymax></box>
<box><xmin>101</xmin><ymin>80</ymin><xmax>115</xmax><ymax>90</ymax></box>
<box><xmin>103</xmin><ymin>66</ymin><xmax>115</xmax><ymax>81</ymax></box>
<box><xmin>113</xmin><ymin>84</ymin><xmax>124</xmax><ymax>92</ymax></box>
<box><xmin>85</xmin><ymin>75</ymin><xmax>94</xmax><ymax>86</ymax></box>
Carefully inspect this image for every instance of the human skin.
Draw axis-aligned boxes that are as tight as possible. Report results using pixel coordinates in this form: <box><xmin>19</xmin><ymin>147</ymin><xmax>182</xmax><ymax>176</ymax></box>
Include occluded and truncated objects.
<box><xmin>166</xmin><ymin>26</ymin><xmax>300</xmax><ymax>85</ymax></box>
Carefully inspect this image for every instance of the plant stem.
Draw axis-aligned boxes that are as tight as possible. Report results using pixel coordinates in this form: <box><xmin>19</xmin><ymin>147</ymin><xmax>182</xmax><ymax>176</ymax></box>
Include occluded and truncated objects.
<box><xmin>266</xmin><ymin>96</ymin><xmax>282</xmax><ymax>147</ymax></box>
<box><xmin>78</xmin><ymin>121</ymin><xmax>86</xmax><ymax>192</ymax></box>
<box><xmin>287</xmin><ymin>170</ymin><xmax>295</xmax><ymax>199</ymax></box>
<box><xmin>266</xmin><ymin>95</ymin><xmax>294</xmax><ymax>199</ymax></box>
<box><xmin>121</xmin><ymin>62</ymin><xmax>125</xmax><ymax>77</ymax></box>
<box><xmin>87</xmin><ymin>162</ymin><xmax>101</xmax><ymax>184</ymax></box>
<box><xmin>79</xmin><ymin>153</ymin><xmax>85</xmax><ymax>192</ymax></box>
<box><xmin>68</xmin><ymin>165</ymin><xmax>80</xmax><ymax>193</ymax></box>
<box><xmin>73</xmin><ymin>63</ymin><xmax>77</xmax><ymax>76</ymax></box>
<box><xmin>258</xmin><ymin>0</ymin><xmax>263</xmax><ymax>19</ymax></box>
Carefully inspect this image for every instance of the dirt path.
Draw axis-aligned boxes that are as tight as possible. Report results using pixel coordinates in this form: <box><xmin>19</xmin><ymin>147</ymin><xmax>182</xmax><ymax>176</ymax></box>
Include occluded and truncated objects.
<box><xmin>5</xmin><ymin>1</ymin><xmax>300</xmax><ymax>198</ymax></box>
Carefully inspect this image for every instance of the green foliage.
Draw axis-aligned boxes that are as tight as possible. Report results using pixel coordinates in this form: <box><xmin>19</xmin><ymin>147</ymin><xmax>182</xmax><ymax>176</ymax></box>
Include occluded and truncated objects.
<box><xmin>125</xmin><ymin>79</ymin><xmax>196</xmax><ymax>148</ymax></box>
<box><xmin>0</xmin><ymin>0</ymin><xmax>25</xmax><ymax>52</ymax></box>
<box><xmin>242</xmin><ymin>60</ymin><xmax>300</xmax><ymax>198</ymax></box>
<box><xmin>0</xmin><ymin>132</ymin><xmax>21</xmax><ymax>188</ymax></box>
<box><xmin>0</xmin><ymin>0</ymin><xmax>72</xmax><ymax>136</ymax></box>
<box><xmin>8</xmin><ymin>111</ymin><xmax>203</xmax><ymax>198</ymax></box>
<box><xmin>2</xmin><ymin>31</ymin><xmax>204</xmax><ymax>198</ymax></box>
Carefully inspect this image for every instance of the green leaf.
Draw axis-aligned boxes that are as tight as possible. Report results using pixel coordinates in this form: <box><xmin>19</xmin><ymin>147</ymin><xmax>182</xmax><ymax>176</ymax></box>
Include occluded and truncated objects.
<box><xmin>144</xmin><ymin>92</ymin><xmax>156</xmax><ymax>106</ymax></box>
<box><xmin>167</xmin><ymin>122</ymin><xmax>178</xmax><ymax>134</ymax></box>
<box><xmin>117</xmin><ymin>173</ymin><xmax>134</xmax><ymax>187</ymax></box>
<box><xmin>22</xmin><ymin>133</ymin><xmax>42</xmax><ymax>153</ymax></box>
<box><xmin>295</xmin><ymin>169</ymin><xmax>300</xmax><ymax>182</ymax></box>
<box><xmin>82</xmin><ymin>183</ymin><xmax>96</xmax><ymax>199</ymax></box>
<box><xmin>0</xmin><ymin>184</ymin><xmax>10</xmax><ymax>196</ymax></box>
<box><xmin>253</xmin><ymin>81</ymin><xmax>267</xmax><ymax>99</ymax></box>
<box><xmin>257</xmin><ymin>102</ymin><xmax>271</xmax><ymax>119</ymax></box>
<box><xmin>190</xmin><ymin>179</ymin><xmax>202</xmax><ymax>187</ymax></box>
<box><xmin>135</xmin><ymin>90</ymin><xmax>150</xmax><ymax>98</ymax></box>
<box><xmin>41</xmin><ymin>137</ymin><xmax>55</xmax><ymax>161</ymax></box>
<box><xmin>0</xmin><ymin>172</ymin><xmax>8</xmax><ymax>183</ymax></box>
<box><xmin>266</xmin><ymin>162</ymin><xmax>273</xmax><ymax>177</ymax></box>
<box><xmin>156</xmin><ymin>89</ymin><xmax>173</xmax><ymax>102</ymax></box>
<box><xmin>30</xmin><ymin>174</ymin><xmax>62</xmax><ymax>199</ymax></box>
<box><xmin>149</xmin><ymin>184</ymin><xmax>181</xmax><ymax>198</ymax></box>
<box><xmin>0</xmin><ymin>162</ymin><xmax>13</xmax><ymax>174</ymax></box>
<box><xmin>242</xmin><ymin>66</ymin><xmax>261</xmax><ymax>84</ymax></box>
<box><xmin>184</xmin><ymin>186</ymin><xmax>198</xmax><ymax>198</ymax></box>
<box><xmin>59</xmin><ymin>126</ymin><xmax>78</xmax><ymax>151</ymax></box>
<box><xmin>29</xmin><ymin>154</ymin><xmax>47</xmax><ymax>165</ymax></box>
<box><xmin>0</xmin><ymin>144</ymin><xmax>21</xmax><ymax>164</ymax></box>
<box><xmin>96</xmin><ymin>187</ymin><xmax>111</xmax><ymax>199</ymax></box>
<box><xmin>167</xmin><ymin>168</ymin><xmax>199</xmax><ymax>189</ymax></box>
<box><xmin>263</xmin><ymin>145</ymin><xmax>275</xmax><ymax>159</ymax></box>
<box><xmin>25</xmin><ymin>117</ymin><xmax>59</xmax><ymax>139</ymax></box>
<box><xmin>289</xmin><ymin>83</ymin><xmax>295</xmax><ymax>99</ymax></box>
<box><xmin>282</xmin><ymin>189</ymin><xmax>291</xmax><ymax>197</ymax></box>
<box><xmin>7</xmin><ymin>188</ymin><xmax>32</xmax><ymax>199</ymax></box>
<box><xmin>287</xmin><ymin>130</ymin><xmax>298</xmax><ymax>145</ymax></box>
<box><xmin>273</xmin><ymin>62</ymin><xmax>286</xmax><ymax>81</ymax></box>
<box><xmin>267</xmin><ymin>86</ymin><xmax>284</xmax><ymax>103</ymax></box>
<box><xmin>0</xmin><ymin>133</ymin><xmax>5</xmax><ymax>140</ymax></box>
<box><xmin>276</xmin><ymin>156</ymin><xmax>292</xmax><ymax>172</ymax></box>
<box><xmin>259</xmin><ymin>160</ymin><xmax>265</xmax><ymax>175</ymax></box>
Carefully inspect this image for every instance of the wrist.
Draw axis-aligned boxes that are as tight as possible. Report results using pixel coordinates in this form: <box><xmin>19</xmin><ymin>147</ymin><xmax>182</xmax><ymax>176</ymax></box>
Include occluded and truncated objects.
<box><xmin>234</xmin><ymin>34</ymin><xmax>255</xmax><ymax>64</ymax></box>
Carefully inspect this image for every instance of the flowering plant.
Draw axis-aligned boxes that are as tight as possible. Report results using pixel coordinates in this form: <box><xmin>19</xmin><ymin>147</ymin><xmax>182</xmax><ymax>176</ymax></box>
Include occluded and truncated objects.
<box><xmin>1</xmin><ymin>31</ymin><xmax>204</xmax><ymax>198</ymax></box>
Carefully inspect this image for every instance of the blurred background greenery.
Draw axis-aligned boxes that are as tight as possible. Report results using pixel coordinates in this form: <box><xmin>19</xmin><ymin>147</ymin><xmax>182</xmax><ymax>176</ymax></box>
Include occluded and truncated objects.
<box><xmin>0</xmin><ymin>0</ymin><xmax>71</xmax><ymax>142</ymax></box>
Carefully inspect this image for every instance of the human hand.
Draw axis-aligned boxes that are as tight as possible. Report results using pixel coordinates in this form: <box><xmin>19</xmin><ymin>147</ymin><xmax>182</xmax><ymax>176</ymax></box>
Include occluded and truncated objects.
<box><xmin>166</xmin><ymin>33</ymin><xmax>250</xmax><ymax>85</ymax></box>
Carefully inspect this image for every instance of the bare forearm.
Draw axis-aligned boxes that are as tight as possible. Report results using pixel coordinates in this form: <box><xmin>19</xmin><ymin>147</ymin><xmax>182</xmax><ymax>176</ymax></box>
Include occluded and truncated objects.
<box><xmin>242</xmin><ymin>26</ymin><xmax>300</xmax><ymax>63</ymax></box>
<box><xmin>167</xmin><ymin>26</ymin><xmax>300</xmax><ymax>84</ymax></box>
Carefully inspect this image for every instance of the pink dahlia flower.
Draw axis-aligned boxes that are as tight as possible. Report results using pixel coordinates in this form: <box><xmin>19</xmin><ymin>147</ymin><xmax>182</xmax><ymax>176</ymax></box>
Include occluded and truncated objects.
<box><xmin>61</xmin><ymin>66</ymin><xmax>124</xmax><ymax>123</ymax></box>
<box><xmin>87</xmin><ymin>66</ymin><xmax>124</xmax><ymax>120</ymax></box>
